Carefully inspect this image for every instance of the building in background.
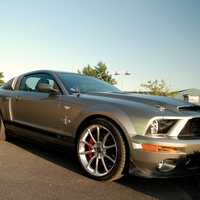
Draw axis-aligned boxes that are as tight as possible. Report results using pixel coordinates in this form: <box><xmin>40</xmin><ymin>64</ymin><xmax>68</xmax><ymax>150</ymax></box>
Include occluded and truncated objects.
<box><xmin>175</xmin><ymin>88</ymin><xmax>200</xmax><ymax>105</ymax></box>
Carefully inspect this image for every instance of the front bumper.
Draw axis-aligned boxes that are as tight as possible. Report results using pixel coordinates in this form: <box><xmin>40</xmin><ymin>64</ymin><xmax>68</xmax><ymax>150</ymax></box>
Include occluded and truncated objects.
<box><xmin>129</xmin><ymin>135</ymin><xmax>200</xmax><ymax>178</ymax></box>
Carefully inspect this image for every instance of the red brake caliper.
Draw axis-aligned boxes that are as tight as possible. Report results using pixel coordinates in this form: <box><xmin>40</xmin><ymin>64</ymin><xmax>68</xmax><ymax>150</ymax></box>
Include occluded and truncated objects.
<box><xmin>88</xmin><ymin>138</ymin><xmax>94</xmax><ymax>159</ymax></box>
<box><xmin>86</xmin><ymin>128</ymin><xmax>97</xmax><ymax>161</ymax></box>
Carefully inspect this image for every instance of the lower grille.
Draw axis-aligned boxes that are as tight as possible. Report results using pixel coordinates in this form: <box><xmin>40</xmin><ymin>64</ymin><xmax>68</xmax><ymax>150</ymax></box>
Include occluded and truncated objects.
<box><xmin>186</xmin><ymin>153</ymin><xmax>200</xmax><ymax>169</ymax></box>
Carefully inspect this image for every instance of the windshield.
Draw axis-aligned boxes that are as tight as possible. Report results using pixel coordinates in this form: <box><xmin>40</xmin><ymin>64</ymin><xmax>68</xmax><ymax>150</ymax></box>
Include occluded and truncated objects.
<box><xmin>56</xmin><ymin>73</ymin><xmax>121</xmax><ymax>94</ymax></box>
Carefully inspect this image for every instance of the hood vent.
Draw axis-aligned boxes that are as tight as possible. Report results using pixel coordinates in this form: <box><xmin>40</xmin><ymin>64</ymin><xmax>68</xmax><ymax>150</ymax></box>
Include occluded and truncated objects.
<box><xmin>178</xmin><ymin>106</ymin><xmax>200</xmax><ymax>111</ymax></box>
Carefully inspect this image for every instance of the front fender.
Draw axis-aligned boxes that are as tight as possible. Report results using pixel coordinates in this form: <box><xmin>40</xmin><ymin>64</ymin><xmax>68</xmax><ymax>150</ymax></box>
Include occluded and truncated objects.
<box><xmin>72</xmin><ymin>104</ymin><xmax>136</xmax><ymax>142</ymax></box>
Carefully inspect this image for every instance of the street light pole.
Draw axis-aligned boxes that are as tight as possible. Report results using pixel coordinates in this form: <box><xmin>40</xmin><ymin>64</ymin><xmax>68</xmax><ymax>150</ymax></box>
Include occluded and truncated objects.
<box><xmin>114</xmin><ymin>68</ymin><xmax>130</xmax><ymax>91</ymax></box>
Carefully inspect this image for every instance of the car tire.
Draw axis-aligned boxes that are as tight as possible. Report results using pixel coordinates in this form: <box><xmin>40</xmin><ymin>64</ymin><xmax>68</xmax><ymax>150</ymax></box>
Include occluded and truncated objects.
<box><xmin>77</xmin><ymin>118</ymin><xmax>127</xmax><ymax>181</ymax></box>
<box><xmin>0</xmin><ymin>116</ymin><xmax>6</xmax><ymax>141</ymax></box>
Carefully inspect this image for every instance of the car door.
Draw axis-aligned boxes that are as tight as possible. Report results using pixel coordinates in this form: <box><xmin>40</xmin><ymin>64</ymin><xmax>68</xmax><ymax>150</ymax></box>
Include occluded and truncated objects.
<box><xmin>11</xmin><ymin>73</ymin><xmax>61</xmax><ymax>141</ymax></box>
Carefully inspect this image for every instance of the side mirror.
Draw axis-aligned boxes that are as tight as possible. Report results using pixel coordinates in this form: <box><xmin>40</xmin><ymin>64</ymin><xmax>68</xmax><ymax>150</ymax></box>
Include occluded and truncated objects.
<box><xmin>2</xmin><ymin>83</ymin><xmax>14</xmax><ymax>90</ymax></box>
<box><xmin>38</xmin><ymin>83</ymin><xmax>59</xmax><ymax>94</ymax></box>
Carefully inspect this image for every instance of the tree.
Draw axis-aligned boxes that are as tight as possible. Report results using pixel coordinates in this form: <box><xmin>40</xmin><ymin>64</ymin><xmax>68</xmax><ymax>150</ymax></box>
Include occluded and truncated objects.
<box><xmin>79</xmin><ymin>61</ymin><xmax>117</xmax><ymax>85</ymax></box>
<box><xmin>141</xmin><ymin>79</ymin><xmax>179</xmax><ymax>98</ymax></box>
<box><xmin>0</xmin><ymin>72</ymin><xmax>4</xmax><ymax>86</ymax></box>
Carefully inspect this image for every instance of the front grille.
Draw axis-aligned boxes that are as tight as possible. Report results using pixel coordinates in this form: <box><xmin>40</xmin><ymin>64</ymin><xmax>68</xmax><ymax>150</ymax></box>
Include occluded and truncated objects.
<box><xmin>179</xmin><ymin>118</ymin><xmax>200</xmax><ymax>136</ymax></box>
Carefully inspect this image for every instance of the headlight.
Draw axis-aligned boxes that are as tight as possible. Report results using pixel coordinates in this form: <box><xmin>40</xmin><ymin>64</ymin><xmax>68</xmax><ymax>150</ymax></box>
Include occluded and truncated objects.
<box><xmin>146</xmin><ymin>119</ymin><xmax>177</xmax><ymax>135</ymax></box>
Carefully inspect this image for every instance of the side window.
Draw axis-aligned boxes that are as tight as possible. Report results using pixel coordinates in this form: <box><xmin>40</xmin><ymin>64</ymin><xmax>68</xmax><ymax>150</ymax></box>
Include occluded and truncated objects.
<box><xmin>19</xmin><ymin>73</ymin><xmax>60</xmax><ymax>93</ymax></box>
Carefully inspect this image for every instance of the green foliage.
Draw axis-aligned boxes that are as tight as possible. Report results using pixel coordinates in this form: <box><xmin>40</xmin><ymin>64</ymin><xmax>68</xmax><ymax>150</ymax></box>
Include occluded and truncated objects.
<box><xmin>79</xmin><ymin>61</ymin><xmax>117</xmax><ymax>85</ymax></box>
<box><xmin>0</xmin><ymin>72</ymin><xmax>4</xmax><ymax>86</ymax></box>
<box><xmin>141</xmin><ymin>79</ymin><xmax>179</xmax><ymax>98</ymax></box>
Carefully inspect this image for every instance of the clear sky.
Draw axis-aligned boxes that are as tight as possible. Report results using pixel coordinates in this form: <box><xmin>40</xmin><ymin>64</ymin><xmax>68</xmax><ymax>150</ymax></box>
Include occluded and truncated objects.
<box><xmin>1</xmin><ymin>0</ymin><xmax>200</xmax><ymax>92</ymax></box>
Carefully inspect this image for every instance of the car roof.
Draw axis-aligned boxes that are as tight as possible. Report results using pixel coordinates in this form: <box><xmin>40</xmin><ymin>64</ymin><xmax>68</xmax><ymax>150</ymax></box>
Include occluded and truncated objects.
<box><xmin>21</xmin><ymin>70</ymin><xmax>78</xmax><ymax>76</ymax></box>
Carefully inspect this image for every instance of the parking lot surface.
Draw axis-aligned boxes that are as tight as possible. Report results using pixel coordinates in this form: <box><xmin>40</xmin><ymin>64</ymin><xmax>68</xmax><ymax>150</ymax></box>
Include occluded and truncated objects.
<box><xmin>0</xmin><ymin>138</ymin><xmax>199</xmax><ymax>200</ymax></box>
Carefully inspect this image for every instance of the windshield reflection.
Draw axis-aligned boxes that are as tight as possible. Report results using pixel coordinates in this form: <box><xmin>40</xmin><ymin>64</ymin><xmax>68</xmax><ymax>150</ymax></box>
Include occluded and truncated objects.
<box><xmin>56</xmin><ymin>73</ymin><xmax>121</xmax><ymax>95</ymax></box>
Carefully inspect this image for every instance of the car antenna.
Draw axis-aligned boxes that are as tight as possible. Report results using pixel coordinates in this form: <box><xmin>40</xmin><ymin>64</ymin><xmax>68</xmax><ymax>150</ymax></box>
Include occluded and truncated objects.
<box><xmin>77</xmin><ymin>73</ymin><xmax>81</xmax><ymax>97</ymax></box>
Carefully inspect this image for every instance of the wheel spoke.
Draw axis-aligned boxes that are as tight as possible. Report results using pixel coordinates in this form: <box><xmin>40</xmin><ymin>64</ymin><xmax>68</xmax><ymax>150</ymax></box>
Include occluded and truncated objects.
<box><xmin>104</xmin><ymin>154</ymin><xmax>115</xmax><ymax>163</ymax></box>
<box><xmin>102</xmin><ymin>132</ymin><xmax>110</xmax><ymax>144</ymax></box>
<box><xmin>79</xmin><ymin>150</ymin><xmax>93</xmax><ymax>155</ymax></box>
<box><xmin>103</xmin><ymin>144</ymin><xmax>116</xmax><ymax>150</ymax></box>
<box><xmin>96</xmin><ymin>126</ymin><xmax>100</xmax><ymax>143</ymax></box>
<box><xmin>88</xmin><ymin>129</ymin><xmax>96</xmax><ymax>143</ymax></box>
<box><xmin>80</xmin><ymin>140</ymin><xmax>94</xmax><ymax>148</ymax></box>
<box><xmin>102</xmin><ymin>132</ymin><xmax>116</xmax><ymax>150</ymax></box>
<box><xmin>95</xmin><ymin>157</ymin><xmax>99</xmax><ymax>174</ymax></box>
<box><xmin>101</xmin><ymin>157</ymin><xmax>108</xmax><ymax>172</ymax></box>
<box><xmin>86</xmin><ymin>155</ymin><xmax>96</xmax><ymax>168</ymax></box>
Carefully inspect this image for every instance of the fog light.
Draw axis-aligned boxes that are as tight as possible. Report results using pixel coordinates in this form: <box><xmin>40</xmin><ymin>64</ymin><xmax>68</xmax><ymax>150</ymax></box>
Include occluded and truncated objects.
<box><xmin>157</xmin><ymin>159</ymin><xmax>177</xmax><ymax>172</ymax></box>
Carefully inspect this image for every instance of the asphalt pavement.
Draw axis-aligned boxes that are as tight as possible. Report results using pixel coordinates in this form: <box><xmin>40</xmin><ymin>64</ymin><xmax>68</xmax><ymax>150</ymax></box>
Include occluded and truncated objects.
<box><xmin>0</xmin><ymin>137</ymin><xmax>199</xmax><ymax>200</ymax></box>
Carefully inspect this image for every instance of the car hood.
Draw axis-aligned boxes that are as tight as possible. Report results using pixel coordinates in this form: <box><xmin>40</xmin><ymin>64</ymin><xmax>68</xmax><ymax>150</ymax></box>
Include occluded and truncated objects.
<box><xmin>85</xmin><ymin>92</ymin><xmax>200</xmax><ymax>113</ymax></box>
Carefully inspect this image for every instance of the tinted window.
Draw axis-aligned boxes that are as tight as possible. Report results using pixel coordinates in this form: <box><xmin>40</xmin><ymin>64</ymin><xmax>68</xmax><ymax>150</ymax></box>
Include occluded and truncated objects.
<box><xmin>19</xmin><ymin>73</ymin><xmax>59</xmax><ymax>93</ymax></box>
<box><xmin>56</xmin><ymin>73</ymin><xmax>121</xmax><ymax>94</ymax></box>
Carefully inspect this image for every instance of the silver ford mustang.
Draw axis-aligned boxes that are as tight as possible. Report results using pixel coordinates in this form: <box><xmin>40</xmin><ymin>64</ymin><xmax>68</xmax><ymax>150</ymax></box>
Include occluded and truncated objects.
<box><xmin>0</xmin><ymin>70</ymin><xmax>200</xmax><ymax>181</ymax></box>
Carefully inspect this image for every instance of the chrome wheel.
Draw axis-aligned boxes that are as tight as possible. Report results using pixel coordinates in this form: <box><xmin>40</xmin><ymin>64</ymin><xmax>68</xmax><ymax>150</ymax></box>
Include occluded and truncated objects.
<box><xmin>79</xmin><ymin>124</ymin><xmax>117</xmax><ymax>176</ymax></box>
<box><xmin>77</xmin><ymin>118</ymin><xmax>126</xmax><ymax>181</ymax></box>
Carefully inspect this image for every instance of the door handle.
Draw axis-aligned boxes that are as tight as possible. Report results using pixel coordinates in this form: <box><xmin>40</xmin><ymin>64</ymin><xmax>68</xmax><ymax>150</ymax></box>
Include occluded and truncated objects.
<box><xmin>14</xmin><ymin>96</ymin><xmax>21</xmax><ymax>101</ymax></box>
